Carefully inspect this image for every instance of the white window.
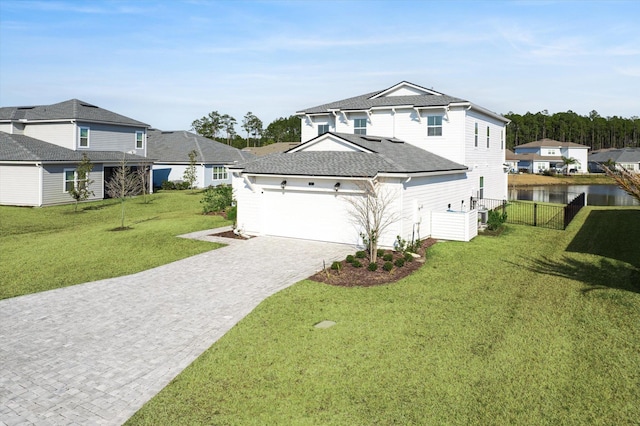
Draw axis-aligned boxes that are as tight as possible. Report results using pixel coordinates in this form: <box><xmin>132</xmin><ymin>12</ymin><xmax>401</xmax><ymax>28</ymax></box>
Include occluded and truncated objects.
<box><xmin>427</xmin><ymin>116</ymin><xmax>442</xmax><ymax>136</ymax></box>
<box><xmin>354</xmin><ymin>118</ymin><xmax>367</xmax><ymax>135</ymax></box>
<box><xmin>474</xmin><ymin>123</ymin><xmax>478</xmax><ymax>147</ymax></box>
<box><xmin>212</xmin><ymin>166</ymin><xmax>227</xmax><ymax>180</ymax></box>
<box><xmin>318</xmin><ymin>124</ymin><xmax>329</xmax><ymax>136</ymax></box>
<box><xmin>79</xmin><ymin>127</ymin><xmax>90</xmax><ymax>148</ymax></box>
<box><xmin>486</xmin><ymin>126</ymin><xmax>490</xmax><ymax>148</ymax></box>
<box><xmin>135</xmin><ymin>131</ymin><xmax>144</xmax><ymax>149</ymax></box>
<box><xmin>479</xmin><ymin>176</ymin><xmax>484</xmax><ymax>199</ymax></box>
<box><xmin>64</xmin><ymin>169</ymin><xmax>76</xmax><ymax>192</ymax></box>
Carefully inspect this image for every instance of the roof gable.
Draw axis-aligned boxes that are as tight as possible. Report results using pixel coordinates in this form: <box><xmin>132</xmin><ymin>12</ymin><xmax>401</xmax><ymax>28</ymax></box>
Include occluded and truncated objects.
<box><xmin>514</xmin><ymin>138</ymin><xmax>589</xmax><ymax>149</ymax></box>
<box><xmin>370</xmin><ymin>81</ymin><xmax>443</xmax><ymax>98</ymax></box>
<box><xmin>289</xmin><ymin>133</ymin><xmax>373</xmax><ymax>153</ymax></box>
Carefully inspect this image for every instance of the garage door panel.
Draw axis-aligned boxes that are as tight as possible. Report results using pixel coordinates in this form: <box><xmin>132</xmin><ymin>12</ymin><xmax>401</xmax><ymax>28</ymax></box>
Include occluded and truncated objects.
<box><xmin>262</xmin><ymin>190</ymin><xmax>359</xmax><ymax>245</ymax></box>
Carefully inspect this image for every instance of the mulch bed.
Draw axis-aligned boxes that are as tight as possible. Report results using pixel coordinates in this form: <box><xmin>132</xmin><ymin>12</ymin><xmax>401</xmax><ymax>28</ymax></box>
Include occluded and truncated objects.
<box><xmin>209</xmin><ymin>230</ymin><xmax>253</xmax><ymax>240</ymax></box>
<box><xmin>310</xmin><ymin>238</ymin><xmax>437</xmax><ymax>287</ymax></box>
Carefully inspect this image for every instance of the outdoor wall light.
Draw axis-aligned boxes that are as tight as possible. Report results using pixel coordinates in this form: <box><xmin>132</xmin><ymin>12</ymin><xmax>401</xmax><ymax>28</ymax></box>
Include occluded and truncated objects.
<box><xmin>334</xmin><ymin>182</ymin><xmax>341</xmax><ymax>192</ymax></box>
<box><xmin>280</xmin><ymin>180</ymin><xmax>287</xmax><ymax>189</ymax></box>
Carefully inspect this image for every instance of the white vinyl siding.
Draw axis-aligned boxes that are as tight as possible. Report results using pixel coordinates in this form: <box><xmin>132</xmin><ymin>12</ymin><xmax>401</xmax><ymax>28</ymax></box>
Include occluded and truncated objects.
<box><xmin>0</xmin><ymin>164</ymin><xmax>41</xmax><ymax>206</ymax></box>
<box><xmin>23</xmin><ymin>122</ymin><xmax>76</xmax><ymax>149</ymax></box>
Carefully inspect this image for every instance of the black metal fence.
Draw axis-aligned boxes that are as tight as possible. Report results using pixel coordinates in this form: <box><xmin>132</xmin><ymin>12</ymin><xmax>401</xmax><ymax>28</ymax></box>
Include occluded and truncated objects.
<box><xmin>472</xmin><ymin>193</ymin><xmax>585</xmax><ymax>230</ymax></box>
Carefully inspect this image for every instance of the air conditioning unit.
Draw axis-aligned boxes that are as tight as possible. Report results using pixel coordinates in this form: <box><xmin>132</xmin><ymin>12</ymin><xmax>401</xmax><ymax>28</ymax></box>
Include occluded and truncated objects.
<box><xmin>478</xmin><ymin>209</ymin><xmax>489</xmax><ymax>225</ymax></box>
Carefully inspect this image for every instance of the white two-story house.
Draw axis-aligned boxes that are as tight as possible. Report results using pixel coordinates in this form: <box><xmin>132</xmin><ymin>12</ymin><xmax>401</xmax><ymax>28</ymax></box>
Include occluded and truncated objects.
<box><xmin>231</xmin><ymin>81</ymin><xmax>510</xmax><ymax>246</ymax></box>
<box><xmin>0</xmin><ymin>99</ymin><xmax>150</xmax><ymax>206</ymax></box>
<box><xmin>513</xmin><ymin>139</ymin><xmax>589</xmax><ymax>174</ymax></box>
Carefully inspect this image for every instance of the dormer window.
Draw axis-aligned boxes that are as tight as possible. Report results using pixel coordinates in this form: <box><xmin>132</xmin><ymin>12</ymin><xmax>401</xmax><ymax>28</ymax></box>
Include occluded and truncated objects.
<box><xmin>135</xmin><ymin>131</ymin><xmax>144</xmax><ymax>149</ymax></box>
<box><xmin>318</xmin><ymin>124</ymin><xmax>329</xmax><ymax>136</ymax></box>
<box><xmin>79</xmin><ymin>127</ymin><xmax>90</xmax><ymax>148</ymax></box>
<box><xmin>354</xmin><ymin>118</ymin><xmax>367</xmax><ymax>135</ymax></box>
<box><xmin>427</xmin><ymin>116</ymin><xmax>442</xmax><ymax>136</ymax></box>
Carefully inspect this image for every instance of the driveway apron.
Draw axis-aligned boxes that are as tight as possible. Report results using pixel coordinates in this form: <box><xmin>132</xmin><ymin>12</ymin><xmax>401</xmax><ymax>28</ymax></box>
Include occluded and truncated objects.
<box><xmin>0</xmin><ymin>232</ymin><xmax>353</xmax><ymax>425</ymax></box>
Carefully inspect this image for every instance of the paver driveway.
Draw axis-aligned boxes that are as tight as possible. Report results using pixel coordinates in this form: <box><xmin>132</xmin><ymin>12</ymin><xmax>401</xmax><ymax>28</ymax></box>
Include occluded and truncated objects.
<box><xmin>0</xmin><ymin>229</ymin><xmax>353</xmax><ymax>425</ymax></box>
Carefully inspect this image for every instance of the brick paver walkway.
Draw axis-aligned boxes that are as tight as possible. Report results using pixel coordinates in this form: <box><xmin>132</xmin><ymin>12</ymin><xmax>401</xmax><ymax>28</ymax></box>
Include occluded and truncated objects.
<box><xmin>0</xmin><ymin>230</ymin><xmax>353</xmax><ymax>425</ymax></box>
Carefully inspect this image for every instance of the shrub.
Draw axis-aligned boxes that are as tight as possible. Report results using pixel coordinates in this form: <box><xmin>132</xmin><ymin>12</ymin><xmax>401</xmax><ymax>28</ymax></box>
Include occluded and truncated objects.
<box><xmin>394</xmin><ymin>258</ymin><xmax>405</xmax><ymax>268</ymax></box>
<box><xmin>394</xmin><ymin>236</ymin><xmax>407</xmax><ymax>252</ymax></box>
<box><xmin>404</xmin><ymin>252</ymin><xmax>414</xmax><ymax>262</ymax></box>
<box><xmin>352</xmin><ymin>260</ymin><xmax>363</xmax><ymax>268</ymax></box>
<box><xmin>161</xmin><ymin>180</ymin><xmax>175</xmax><ymax>190</ymax></box>
<box><xmin>368</xmin><ymin>262</ymin><xmax>378</xmax><ymax>271</ymax></box>
<box><xmin>346</xmin><ymin>254</ymin><xmax>355</xmax><ymax>263</ymax></box>
<box><xmin>383</xmin><ymin>261</ymin><xmax>393</xmax><ymax>272</ymax></box>
<box><xmin>487</xmin><ymin>209</ymin><xmax>508</xmax><ymax>231</ymax></box>
<box><xmin>330</xmin><ymin>261</ymin><xmax>342</xmax><ymax>271</ymax></box>
<box><xmin>226</xmin><ymin>205</ymin><xmax>237</xmax><ymax>223</ymax></box>
<box><xmin>201</xmin><ymin>184</ymin><xmax>233</xmax><ymax>213</ymax></box>
<box><xmin>383</xmin><ymin>253</ymin><xmax>393</xmax><ymax>262</ymax></box>
<box><xmin>377</xmin><ymin>248</ymin><xmax>385</xmax><ymax>258</ymax></box>
<box><xmin>355</xmin><ymin>251</ymin><xmax>366</xmax><ymax>259</ymax></box>
<box><xmin>407</xmin><ymin>238</ymin><xmax>423</xmax><ymax>253</ymax></box>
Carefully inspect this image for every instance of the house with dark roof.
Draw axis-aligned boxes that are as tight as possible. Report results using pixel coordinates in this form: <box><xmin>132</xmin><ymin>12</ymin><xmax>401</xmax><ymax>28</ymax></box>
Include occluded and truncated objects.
<box><xmin>0</xmin><ymin>99</ymin><xmax>150</xmax><ymax>206</ymax></box>
<box><xmin>589</xmin><ymin>147</ymin><xmax>640</xmax><ymax>173</ymax></box>
<box><xmin>147</xmin><ymin>129</ymin><xmax>254</xmax><ymax>188</ymax></box>
<box><xmin>513</xmin><ymin>138</ymin><xmax>589</xmax><ymax>173</ymax></box>
<box><xmin>231</xmin><ymin>82</ymin><xmax>510</xmax><ymax>246</ymax></box>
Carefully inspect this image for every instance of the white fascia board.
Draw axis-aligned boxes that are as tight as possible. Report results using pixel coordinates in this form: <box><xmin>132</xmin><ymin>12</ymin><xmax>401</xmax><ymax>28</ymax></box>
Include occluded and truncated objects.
<box><xmin>452</xmin><ymin>102</ymin><xmax>510</xmax><ymax>124</ymax></box>
<box><xmin>377</xmin><ymin>169</ymin><xmax>468</xmax><ymax>179</ymax></box>
<box><xmin>370</xmin><ymin>81</ymin><xmax>443</xmax><ymax>98</ymax></box>
<box><xmin>369</xmin><ymin>105</ymin><xmax>415</xmax><ymax>111</ymax></box>
<box><xmin>243</xmin><ymin>173</ymin><xmax>373</xmax><ymax>181</ymax></box>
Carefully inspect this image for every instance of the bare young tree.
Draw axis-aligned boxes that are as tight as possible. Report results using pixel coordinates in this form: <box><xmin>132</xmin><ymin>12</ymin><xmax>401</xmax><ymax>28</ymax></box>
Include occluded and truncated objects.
<box><xmin>183</xmin><ymin>150</ymin><xmax>198</xmax><ymax>190</ymax></box>
<box><xmin>106</xmin><ymin>154</ymin><xmax>142</xmax><ymax>229</ymax></box>
<box><xmin>601</xmin><ymin>164</ymin><xmax>640</xmax><ymax>203</ymax></box>
<box><xmin>344</xmin><ymin>179</ymin><xmax>401</xmax><ymax>263</ymax></box>
<box><xmin>136</xmin><ymin>160</ymin><xmax>153</xmax><ymax>204</ymax></box>
<box><xmin>68</xmin><ymin>153</ymin><xmax>95</xmax><ymax>212</ymax></box>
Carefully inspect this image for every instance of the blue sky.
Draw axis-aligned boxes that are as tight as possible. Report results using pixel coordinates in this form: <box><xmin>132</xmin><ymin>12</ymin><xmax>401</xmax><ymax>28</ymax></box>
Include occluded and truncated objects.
<box><xmin>1</xmin><ymin>0</ymin><xmax>638</xmax><ymax>132</ymax></box>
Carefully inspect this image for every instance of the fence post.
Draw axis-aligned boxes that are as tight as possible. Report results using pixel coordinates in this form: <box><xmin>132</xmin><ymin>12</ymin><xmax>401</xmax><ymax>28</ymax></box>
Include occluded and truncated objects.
<box><xmin>533</xmin><ymin>203</ymin><xmax>538</xmax><ymax>227</ymax></box>
<box><xmin>502</xmin><ymin>200</ymin><xmax>506</xmax><ymax>216</ymax></box>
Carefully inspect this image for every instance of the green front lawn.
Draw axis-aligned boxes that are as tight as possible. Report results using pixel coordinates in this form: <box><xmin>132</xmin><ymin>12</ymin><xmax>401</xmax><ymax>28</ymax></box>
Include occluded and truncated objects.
<box><xmin>127</xmin><ymin>206</ymin><xmax>640</xmax><ymax>425</ymax></box>
<box><xmin>0</xmin><ymin>191</ymin><xmax>228</xmax><ymax>299</ymax></box>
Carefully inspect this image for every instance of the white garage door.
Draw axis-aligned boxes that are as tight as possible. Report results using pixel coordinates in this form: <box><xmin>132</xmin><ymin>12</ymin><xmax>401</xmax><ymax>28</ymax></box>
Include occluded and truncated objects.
<box><xmin>262</xmin><ymin>189</ymin><xmax>360</xmax><ymax>245</ymax></box>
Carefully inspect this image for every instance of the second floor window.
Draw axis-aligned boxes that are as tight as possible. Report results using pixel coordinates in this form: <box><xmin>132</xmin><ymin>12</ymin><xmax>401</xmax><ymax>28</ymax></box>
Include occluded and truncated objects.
<box><xmin>79</xmin><ymin>127</ymin><xmax>90</xmax><ymax>148</ymax></box>
<box><xmin>427</xmin><ymin>116</ymin><xmax>442</xmax><ymax>136</ymax></box>
<box><xmin>474</xmin><ymin>123</ymin><xmax>478</xmax><ymax>147</ymax></box>
<box><xmin>487</xmin><ymin>126</ymin><xmax>490</xmax><ymax>148</ymax></box>
<box><xmin>135</xmin><ymin>131</ymin><xmax>144</xmax><ymax>149</ymax></box>
<box><xmin>212</xmin><ymin>166</ymin><xmax>227</xmax><ymax>180</ymax></box>
<box><xmin>318</xmin><ymin>124</ymin><xmax>329</xmax><ymax>135</ymax></box>
<box><xmin>354</xmin><ymin>118</ymin><xmax>367</xmax><ymax>135</ymax></box>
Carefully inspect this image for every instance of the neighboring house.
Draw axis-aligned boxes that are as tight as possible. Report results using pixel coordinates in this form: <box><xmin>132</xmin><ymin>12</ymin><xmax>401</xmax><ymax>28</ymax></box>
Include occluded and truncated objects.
<box><xmin>513</xmin><ymin>138</ymin><xmax>589</xmax><ymax>173</ymax></box>
<box><xmin>242</xmin><ymin>142</ymin><xmax>300</xmax><ymax>157</ymax></box>
<box><xmin>147</xmin><ymin>129</ymin><xmax>255</xmax><ymax>188</ymax></box>
<box><xmin>505</xmin><ymin>149</ymin><xmax>520</xmax><ymax>173</ymax></box>
<box><xmin>0</xmin><ymin>99</ymin><xmax>150</xmax><ymax>207</ymax></box>
<box><xmin>231</xmin><ymin>81</ymin><xmax>510</xmax><ymax>246</ymax></box>
<box><xmin>589</xmin><ymin>148</ymin><xmax>640</xmax><ymax>173</ymax></box>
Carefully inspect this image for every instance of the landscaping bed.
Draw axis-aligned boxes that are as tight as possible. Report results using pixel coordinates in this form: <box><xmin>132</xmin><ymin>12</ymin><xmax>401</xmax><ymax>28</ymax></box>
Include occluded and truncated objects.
<box><xmin>310</xmin><ymin>238</ymin><xmax>437</xmax><ymax>287</ymax></box>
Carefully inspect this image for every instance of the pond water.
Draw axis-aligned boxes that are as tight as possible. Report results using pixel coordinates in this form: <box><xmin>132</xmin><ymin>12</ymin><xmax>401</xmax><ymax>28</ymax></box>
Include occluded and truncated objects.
<box><xmin>509</xmin><ymin>184</ymin><xmax>639</xmax><ymax>206</ymax></box>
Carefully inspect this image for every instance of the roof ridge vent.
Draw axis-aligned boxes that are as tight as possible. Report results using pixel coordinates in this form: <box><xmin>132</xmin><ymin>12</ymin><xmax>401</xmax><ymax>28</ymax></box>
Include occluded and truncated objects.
<box><xmin>80</xmin><ymin>103</ymin><xmax>98</xmax><ymax>108</ymax></box>
<box><xmin>387</xmin><ymin>137</ymin><xmax>404</xmax><ymax>143</ymax></box>
<box><xmin>362</xmin><ymin>136</ymin><xmax>382</xmax><ymax>142</ymax></box>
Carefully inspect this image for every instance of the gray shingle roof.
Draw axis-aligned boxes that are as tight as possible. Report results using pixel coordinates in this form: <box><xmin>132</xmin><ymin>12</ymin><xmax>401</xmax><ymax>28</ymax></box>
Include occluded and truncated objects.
<box><xmin>297</xmin><ymin>82</ymin><xmax>467</xmax><ymax>114</ymax></box>
<box><xmin>589</xmin><ymin>148</ymin><xmax>640</xmax><ymax>163</ymax></box>
<box><xmin>235</xmin><ymin>132</ymin><xmax>467</xmax><ymax>177</ymax></box>
<box><xmin>514</xmin><ymin>138</ymin><xmax>589</xmax><ymax>149</ymax></box>
<box><xmin>0</xmin><ymin>132</ymin><xmax>147</xmax><ymax>163</ymax></box>
<box><xmin>147</xmin><ymin>129</ymin><xmax>255</xmax><ymax>164</ymax></box>
<box><xmin>0</xmin><ymin>99</ymin><xmax>149</xmax><ymax>127</ymax></box>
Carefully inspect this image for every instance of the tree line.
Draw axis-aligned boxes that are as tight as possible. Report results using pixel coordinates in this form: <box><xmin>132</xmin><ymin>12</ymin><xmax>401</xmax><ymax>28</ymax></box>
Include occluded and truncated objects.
<box><xmin>192</xmin><ymin>109</ymin><xmax>640</xmax><ymax>152</ymax></box>
<box><xmin>191</xmin><ymin>111</ymin><xmax>300</xmax><ymax>149</ymax></box>
<box><xmin>505</xmin><ymin>110</ymin><xmax>640</xmax><ymax>151</ymax></box>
